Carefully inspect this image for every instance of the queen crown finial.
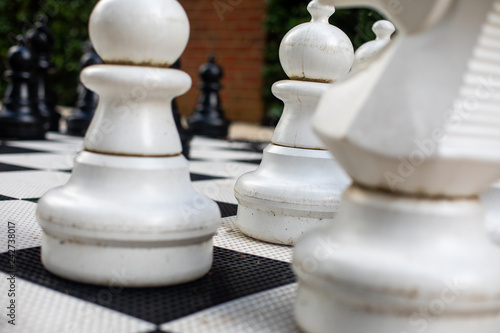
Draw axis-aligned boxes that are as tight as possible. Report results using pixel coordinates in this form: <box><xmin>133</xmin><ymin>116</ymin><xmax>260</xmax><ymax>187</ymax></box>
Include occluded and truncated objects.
<box><xmin>307</xmin><ymin>0</ymin><xmax>335</xmax><ymax>23</ymax></box>
<box><xmin>373</xmin><ymin>20</ymin><xmax>396</xmax><ymax>40</ymax></box>
<box><xmin>279</xmin><ymin>0</ymin><xmax>354</xmax><ymax>83</ymax></box>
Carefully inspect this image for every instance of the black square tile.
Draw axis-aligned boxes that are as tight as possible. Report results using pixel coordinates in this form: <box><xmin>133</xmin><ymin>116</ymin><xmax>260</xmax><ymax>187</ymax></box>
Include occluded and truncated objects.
<box><xmin>190</xmin><ymin>172</ymin><xmax>226</xmax><ymax>182</ymax></box>
<box><xmin>233</xmin><ymin>159</ymin><xmax>262</xmax><ymax>165</ymax></box>
<box><xmin>216</xmin><ymin>201</ymin><xmax>238</xmax><ymax>217</ymax></box>
<box><xmin>0</xmin><ymin>247</ymin><xmax>295</xmax><ymax>325</ymax></box>
<box><xmin>0</xmin><ymin>144</ymin><xmax>49</xmax><ymax>154</ymax></box>
<box><xmin>21</xmin><ymin>198</ymin><xmax>40</xmax><ymax>203</ymax></box>
<box><xmin>220</xmin><ymin>142</ymin><xmax>267</xmax><ymax>154</ymax></box>
<box><xmin>0</xmin><ymin>162</ymin><xmax>38</xmax><ymax>172</ymax></box>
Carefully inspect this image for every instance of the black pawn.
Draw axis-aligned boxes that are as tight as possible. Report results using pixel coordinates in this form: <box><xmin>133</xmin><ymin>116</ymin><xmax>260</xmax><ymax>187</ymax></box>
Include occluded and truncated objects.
<box><xmin>26</xmin><ymin>15</ymin><xmax>59</xmax><ymax>132</ymax></box>
<box><xmin>188</xmin><ymin>55</ymin><xmax>230</xmax><ymax>138</ymax></box>
<box><xmin>65</xmin><ymin>41</ymin><xmax>103</xmax><ymax>136</ymax></box>
<box><xmin>0</xmin><ymin>36</ymin><xmax>45</xmax><ymax>140</ymax></box>
<box><xmin>171</xmin><ymin>59</ymin><xmax>193</xmax><ymax>159</ymax></box>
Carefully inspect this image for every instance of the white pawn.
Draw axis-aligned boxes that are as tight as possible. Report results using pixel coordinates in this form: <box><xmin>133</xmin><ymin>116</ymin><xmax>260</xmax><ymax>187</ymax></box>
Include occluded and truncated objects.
<box><xmin>352</xmin><ymin>20</ymin><xmax>395</xmax><ymax>70</ymax></box>
<box><xmin>234</xmin><ymin>0</ymin><xmax>352</xmax><ymax>245</ymax></box>
<box><xmin>294</xmin><ymin>0</ymin><xmax>500</xmax><ymax>332</ymax></box>
<box><xmin>36</xmin><ymin>0</ymin><xmax>220</xmax><ymax>286</ymax></box>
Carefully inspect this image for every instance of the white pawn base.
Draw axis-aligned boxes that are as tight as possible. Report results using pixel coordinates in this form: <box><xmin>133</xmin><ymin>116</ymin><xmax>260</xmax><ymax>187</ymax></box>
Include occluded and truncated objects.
<box><xmin>293</xmin><ymin>185</ymin><xmax>500</xmax><ymax>333</ymax></box>
<box><xmin>234</xmin><ymin>144</ymin><xmax>349</xmax><ymax>245</ymax></box>
<box><xmin>37</xmin><ymin>151</ymin><xmax>220</xmax><ymax>287</ymax></box>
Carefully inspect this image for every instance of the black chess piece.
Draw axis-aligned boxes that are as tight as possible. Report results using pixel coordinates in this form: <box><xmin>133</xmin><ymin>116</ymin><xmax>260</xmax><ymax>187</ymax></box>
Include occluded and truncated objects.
<box><xmin>26</xmin><ymin>15</ymin><xmax>59</xmax><ymax>132</ymax></box>
<box><xmin>188</xmin><ymin>55</ymin><xmax>230</xmax><ymax>138</ymax></box>
<box><xmin>0</xmin><ymin>36</ymin><xmax>45</xmax><ymax>140</ymax></box>
<box><xmin>65</xmin><ymin>41</ymin><xmax>103</xmax><ymax>136</ymax></box>
<box><xmin>171</xmin><ymin>59</ymin><xmax>193</xmax><ymax>159</ymax></box>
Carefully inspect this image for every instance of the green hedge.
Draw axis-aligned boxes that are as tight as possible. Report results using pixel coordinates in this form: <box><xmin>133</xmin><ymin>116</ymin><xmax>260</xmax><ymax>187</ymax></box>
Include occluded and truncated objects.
<box><xmin>0</xmin><ymin>0</ymin><xmax>383</xmax><ymax>122</ymax></box>
<box><xmin>263</xmin><ymin>0</ymin><xmax>383</xmax><ymax>124</ymax></box>
<box><xmin>0</xmin><ymin>0</ymin><xmax>97</xmax><ymax>107</ymax></box>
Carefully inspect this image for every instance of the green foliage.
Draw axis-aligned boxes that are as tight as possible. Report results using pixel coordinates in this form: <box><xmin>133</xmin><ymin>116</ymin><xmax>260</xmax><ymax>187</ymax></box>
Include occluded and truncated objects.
<box><xmin>0</xmin><ymin>0</ymin><xmax>383</xmax><ymax>121</ymax></box>
<box><xmin>0</xmin><ymin>0</ymin><xmax>97</xmax><ymax>106</ymax></box>
<box><xmin>263</xmin><ymin>0</ymin><xmax>384</xmax><ymax>124</ymax></box>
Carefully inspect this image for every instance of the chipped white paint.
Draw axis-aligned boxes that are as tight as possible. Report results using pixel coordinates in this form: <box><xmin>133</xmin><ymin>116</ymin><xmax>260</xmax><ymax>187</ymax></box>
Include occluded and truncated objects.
<box><xmin>36</xmin><ymin>0</ymin><xmax>220</xmax><ymax>286</ymax></box>
<box><xmin>234</xmin><ymin>0</ymin><xmax>352</xmax><ymax>245</ymax></box>
<box><xmin>294</xmin><ymin>0</ymin><xmax>500</xmax><ymax>332</ymax></box>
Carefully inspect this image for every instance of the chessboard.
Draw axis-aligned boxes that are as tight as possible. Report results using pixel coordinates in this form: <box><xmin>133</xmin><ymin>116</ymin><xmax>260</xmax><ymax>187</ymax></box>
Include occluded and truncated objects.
<box><xmin>0</xmin><ymin>133</ymin><xmax>299</xmax><ymax>333</ymax></box>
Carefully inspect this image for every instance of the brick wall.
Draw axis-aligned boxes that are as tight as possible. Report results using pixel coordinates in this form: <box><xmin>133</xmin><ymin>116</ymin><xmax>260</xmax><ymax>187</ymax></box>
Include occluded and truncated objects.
<box><xmin>177</xmin><ymin>0</ymin><xmax>267</xmax><ymax>123</ymax></box>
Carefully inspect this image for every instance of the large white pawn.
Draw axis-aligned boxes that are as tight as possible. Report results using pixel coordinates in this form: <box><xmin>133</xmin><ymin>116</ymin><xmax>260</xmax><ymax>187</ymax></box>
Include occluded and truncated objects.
<box><xmin>36</xmin><ymin>0</ymin><xmax>220</xmax><ymax>287</ymax></box>
<box><xmin>234</xmin><ymin>0</ymin><xmax>353</xmax><ymax>245</ymax></box>
<box><xmin>352</xmin><ymin>20</ymin><xmax>395</xmax><ymax>70</ymax></box>
<box><xmin>294</xmin><ymin>0</ymin><xmax>500</xmax><ymax>332</ymax></box>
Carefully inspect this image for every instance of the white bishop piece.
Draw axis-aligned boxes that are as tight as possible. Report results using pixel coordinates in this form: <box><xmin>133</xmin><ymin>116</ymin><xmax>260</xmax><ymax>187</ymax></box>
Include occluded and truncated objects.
<box><xmin>294</xmin><ymin>0</ymin><xmax>500</xmax><ymax>332</ymax></box>
<box><xmin>234</xmin><ymin>0</ymin><xmax>353</xmax><ymax>245</ymax></box>
<box><xmin>36</xmin><ymin>0</ymin><xmax>220</xmax><ymax>286</ymax></box>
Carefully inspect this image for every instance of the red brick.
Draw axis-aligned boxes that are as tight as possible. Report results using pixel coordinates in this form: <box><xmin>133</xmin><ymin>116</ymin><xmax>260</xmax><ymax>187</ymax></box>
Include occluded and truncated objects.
<box><xmin>177</xmin><ymin>0</ymin><xmax>267</xmax><ymax>123</ymax></box>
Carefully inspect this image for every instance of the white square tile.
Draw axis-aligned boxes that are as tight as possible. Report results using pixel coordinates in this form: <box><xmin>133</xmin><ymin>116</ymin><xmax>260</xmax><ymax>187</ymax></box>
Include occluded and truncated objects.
<box><xmin>0</xmin><ymin>153</ymin><xmax>77</xmax><ymax>171</ymax></box>
<box><xmin>0</xmin><ymin>171</ymin><xmax>70</xmax><ymax>199</ymax></box>
<box><xmin>189</xmin><ymin>161</ymin><xmax>257</xmax><ymax>179</ymax></box>
<box><xmin>5</xmin><ymin>140</ymin><xmax>83</xmax><ymax>154</ymax></box>
<box><xmin>162</xmin><ymin>284</ymin><xmax>298</xmax><ymax>333</ymax></box>
<box><xmin>0</xmin><ymin>272</ymin><xmax>156</xmax><ymax>333</ymax></box>
<box><xmin>192</xmin><ymin>179</ymin><xmax>239</xmax><ymax>204</ymax></box>
<box><xmin>0</xmin><ymin>200</ymin><xmax>42</xmax><ymax>252</ymax></box>
<box><xmin>214</xmin><ymin>216</ymin><xmax>293</xmax><ymax>263</ymax></box>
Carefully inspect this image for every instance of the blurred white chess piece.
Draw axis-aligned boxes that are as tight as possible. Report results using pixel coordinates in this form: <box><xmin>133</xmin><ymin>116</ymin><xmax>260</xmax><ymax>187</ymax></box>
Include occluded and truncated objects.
<box><xmin>482</xmin><ymin>181</ymin><xmax>500</xmax><ymax>244</ymax></box>
<box><xmin>234</xmin><ymin>0</ymin><xmax>352</xmax><ymax>245</ymax></box>
<box><xmin>294</xmin><ymin>0</ymin><xmax>500</xmax><ymax>332</ymax></box>
<box><xmin>36</xmin><ymin>0</ymin><xmax>220</xmax><ymax>286</ymax></box>
<box><xmin>352</xmin><ymin>19</ymin><xmax>395</xmax><ymax>71</ymax></box>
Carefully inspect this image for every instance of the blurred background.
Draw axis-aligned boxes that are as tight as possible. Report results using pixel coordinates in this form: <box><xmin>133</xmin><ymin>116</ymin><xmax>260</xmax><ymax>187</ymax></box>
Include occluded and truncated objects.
<box><xmin>0</xmin><ymin>0</ymin><xmax>383</xmax><ymax>126</ymax></box>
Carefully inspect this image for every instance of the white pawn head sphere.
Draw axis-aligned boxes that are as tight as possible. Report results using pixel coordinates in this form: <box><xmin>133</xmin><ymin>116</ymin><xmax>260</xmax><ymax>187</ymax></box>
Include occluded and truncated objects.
<box><xmin>89</xmin><ymin>0</ymin><xmax>189</xmax><ymax>67</ymax></box>
<box><xmin>279</xmin><ymin>0</ymin><xmax>354</xmax><ymax>83</ymax></box>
